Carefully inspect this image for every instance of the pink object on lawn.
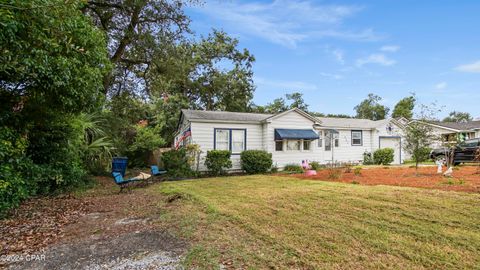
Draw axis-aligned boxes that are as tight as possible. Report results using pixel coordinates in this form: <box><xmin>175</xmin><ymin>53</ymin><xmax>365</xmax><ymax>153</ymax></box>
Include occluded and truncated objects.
<box><xmin>305</xmin><ymin>170</ymin><xmax>317</xmax><ymax>176</ymax></box>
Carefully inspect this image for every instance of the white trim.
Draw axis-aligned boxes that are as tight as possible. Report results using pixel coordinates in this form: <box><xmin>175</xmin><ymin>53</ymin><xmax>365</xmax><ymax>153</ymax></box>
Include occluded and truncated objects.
<box><xmin>263</xmin><ymin>108</ymin><xmax>321</xmax><ymax>125</ymax></box>
<box><xmin>410</xmin><ymin>120</ymin><xmax>463</xmax><ymax>132</ymax></box>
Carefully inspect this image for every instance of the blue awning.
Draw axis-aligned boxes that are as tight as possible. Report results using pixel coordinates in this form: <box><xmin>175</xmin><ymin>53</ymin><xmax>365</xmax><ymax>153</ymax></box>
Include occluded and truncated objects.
<box><xmin>274</xmin><ymin>129</ymin><xmax>319</xmax><ymax>140</ymax></box>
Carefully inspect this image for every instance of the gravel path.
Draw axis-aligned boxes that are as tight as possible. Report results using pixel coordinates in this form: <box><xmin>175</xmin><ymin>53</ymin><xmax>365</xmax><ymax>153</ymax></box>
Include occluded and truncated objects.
<box><xmin>8</xmin><ymin>231</ymin><xmax>187</xmax><ymax>270</ymax></box>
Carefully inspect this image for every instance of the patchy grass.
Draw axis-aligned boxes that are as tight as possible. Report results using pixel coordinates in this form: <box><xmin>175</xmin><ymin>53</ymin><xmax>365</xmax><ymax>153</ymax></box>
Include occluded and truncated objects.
<box><xmin>153</xmin><ymin>175</ymin><xmax>480</xmax><ymax>269</ymax></box>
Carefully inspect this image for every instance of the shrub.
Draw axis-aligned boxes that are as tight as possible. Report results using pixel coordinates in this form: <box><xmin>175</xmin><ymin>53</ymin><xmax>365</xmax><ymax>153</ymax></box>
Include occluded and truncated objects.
<box><xmin>127</xmin><ymin>125</ymin><xmax>165</xmax><ymax>167</ymax></box>
<box><xmin>205</xmin><ymin>150</ymin><xmax>232</xmax><ymax>176</ymax></box>
<box><xmin>270</xmin><ymin>165</ymin><xmax>278</xmax><ymax>173</ymax></box>
<box><xmin>0</xmin><ymin>128</ymin><xmax>30</xmax><ymax>217</ymax></box>
<box><xmin>327</xmin><ymin>167</ymin><xmax>343</xmax><ymax>179</ymax></box>
<box><xmin>373</xmin><ymin>148</ymin><xmax>394</xmax><ymax>165</ymax></box>
<box><xmin>283</xmin><ymin>164</ymin><xmax>304</xmax><ymax>173</ymax></box>
<box><xmin>344</xmin><ymin>162</ymin><xmax>353</xmax><ymax>173</ymax></box>
<box><xmin>162</xmin><ymin>149</ymin><xmax>194</xmax><ymax>178</ymax></box>
<box><xmin>26</xmin><ymin>117</ymin><xmax>89</xmax><ymax>194</ymax></box>
<box><xmin>309</xmin><ymin>161</ymin><xmax>322</xmax><ymax>170</ymax></box>
<box><xmin>363</xmin><ymin>151</ymin><xmax>374</xmax><ymax>165</ymax></box>
<box><xmin>240</xmin><ymin>150</ymin><xmax>272</xmax><ymax>174</ymax></box>
<box><xmin>353</xmin><ymin>167</ymin><xmax>362</xmax><ymax>176</ymax></box>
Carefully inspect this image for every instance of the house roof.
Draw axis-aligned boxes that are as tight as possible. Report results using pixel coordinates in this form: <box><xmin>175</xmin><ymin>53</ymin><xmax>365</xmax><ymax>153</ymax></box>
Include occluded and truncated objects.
<box><xmin>428</xmin><ymin>121</ymin><xmax>480</xmax><ymax>131</ymax></box>
<box><xmin>181</xmin><ymin>109</ymin><xmax>272</xmax><ymax>122</ymax></box>
<box><xmin>264</xmin><ymin>108</ymin><xmax>321</xmax><ymax>124</ymax></box>
<box><xmin>180</xmin><ymin>109</ymin><xmax>400</xmax><ymax>129</ymax></box>
<box><xmin>315</xmin><ymin>117</ymin><xmax>386</xmax><ymax>129</ymax></box>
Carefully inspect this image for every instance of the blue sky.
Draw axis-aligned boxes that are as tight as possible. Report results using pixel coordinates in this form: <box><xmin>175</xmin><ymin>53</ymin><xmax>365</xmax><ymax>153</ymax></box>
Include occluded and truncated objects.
<box><xmin>186</xmin><ymin>0</ymin><xmax>480</xmax><ymax>118</ymax></box>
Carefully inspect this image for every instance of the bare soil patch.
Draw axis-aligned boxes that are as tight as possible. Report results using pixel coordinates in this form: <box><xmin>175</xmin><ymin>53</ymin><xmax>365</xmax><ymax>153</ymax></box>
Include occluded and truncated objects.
<box><xmin>1</xmin><ymin>176</ymin><xmax>187</xmax><ymax>269</ymax></box>
<box><xmin>294</xmin><ymin>166</ymin><xmax>480</xmax><ymax>192</ymax></box>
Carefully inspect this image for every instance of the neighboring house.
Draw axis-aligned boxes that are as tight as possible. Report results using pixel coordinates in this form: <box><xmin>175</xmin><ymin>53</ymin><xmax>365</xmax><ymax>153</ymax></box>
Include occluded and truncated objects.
<box><xmin>174</xmin><ymin>108</ymin><xmax>407</xmax><ymax>171</ymax></box>
<box><xmin>415</xmin><ymin>121</ymin><xmax>480</xmax><ymax>147</ymax></box>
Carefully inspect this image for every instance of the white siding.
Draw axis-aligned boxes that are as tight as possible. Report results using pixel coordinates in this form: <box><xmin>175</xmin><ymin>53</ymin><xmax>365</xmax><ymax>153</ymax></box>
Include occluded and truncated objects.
<box><xmin>373</xmin><ymin>121</ymin><xmax>409</xmax><ymax>163</ymax></box>
<box><xmin>321</xmin><ymin>129</ymin><xmax>373</xmax><ymax>164</ymax></box>
<box><xmin>266</xmin><ymin>111</ymin><xmax>323</xmax><ymax>168</ymax></box>
<box><xmin>190</xmin><ymin>121</ymin><xmax>263</xmax><ymax>171</ymax></box>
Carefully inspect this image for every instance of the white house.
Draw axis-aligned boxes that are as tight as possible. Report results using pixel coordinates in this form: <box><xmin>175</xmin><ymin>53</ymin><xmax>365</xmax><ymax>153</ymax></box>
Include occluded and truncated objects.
<box><xmin>174</xmin><ymin>108</ymin><xmax>407</xmax><ymax>171</ymax></box>
<box><xmin>414</xmin><ymin>121</ymin><xmax>480</xmax><ymax>147</ymax></box>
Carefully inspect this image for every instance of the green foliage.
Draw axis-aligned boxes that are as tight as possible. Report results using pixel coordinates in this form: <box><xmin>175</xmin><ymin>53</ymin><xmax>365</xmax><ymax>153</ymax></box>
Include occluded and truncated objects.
<box><xmin>327</xmin><ymin>167</ymin><xmax>343</xmax><ymax>179</ymax></box>
<box><xmin>404</xmin><ymin>120</ymin><xmax>437</xmax><ymax>170</ymax></box>
<box><xmin>153</xmin><ymin>94</ymin><xmax>190</xmax><ymax>146</ymax></box>
<box><xmin>354</xmin><ymin>93</ymin><xmax>390</xmax><ymax>120</ymax></box>
<box><xmin>373</xmin><ymin>148</ymin><xmax>395</xmax><ymax>165</ymax></box>
<box><xmin>0</xmin><ymin>0</ymin><xmax>109</xmax><ymax>114</ymax></box>
<box><xmin>72</xmin><ymin>113</ymin><xmax>115</xmax><ymax>174</ymax></box>
<box><xmin>443</xmin><ymin>111</ymin><xmax>473</xmax><ymax>123</ymax></box>
<box><xmin>309</xmin><ymin>161</ymin><xmax>322</xmax><ymax>170</ymax></box>
<box><xmin>353</xmin><ymin>167</ymin><xmax>362</xmax><ymax>176</ymax></box>
<box><xmin>127</xmin><ymin>125</ymin><xmax>165</xmax><ymax>167</ymax></box>
<box><xmin>0</xmin><ymin>0</ymin><xmax>109</xmax><ymax>214</ymax></box>
<box><xmin>283</xmin><ymin>164</ymin><xmax>304</xmax><ymax>173</ymax></box>
<box><xmin>412</xmin><ymin>147</ymin><xmax>431</xmax><ymax>164</ymax></box>
<box><xmin>84</xmin><ymin>0</ymin><xmax>190</xmax><ymax>96</ymax></box>
<box><xmin>257</xmin><ymin>92</ymin><xmax>309</xmax><ymax>113</ymax></box>
<box><xmin>26</xmin><ymin>116</ymin><xmax>89</xmax><ymax>194</ymax></box>
<box><xmin>240</xmin><ymin>150</ymin><xmax>273</xmax><ymax>174</ymax></box>
<box><xmin>392</xmin><ymin>96</ymin><xmax>416</xmax><ymax>119</ymax></box>
<box><xmin>363</xmin><ymin>151</ymin><xmax>374</xmax><ymax>165</ymax></box>
<box><xmin>205</xmin><ymin>150</ymin><xmax>232</xmax><ymax>176</ymax></box>
<box><xmin>0</xmin><ymin>128</ymin><xmax>30</xmax><ymax>216</ymax></box>
<box><xmin>162</xmin><ymin>149</ymin><xmax>194</xmax><ymax>178</ymax></box>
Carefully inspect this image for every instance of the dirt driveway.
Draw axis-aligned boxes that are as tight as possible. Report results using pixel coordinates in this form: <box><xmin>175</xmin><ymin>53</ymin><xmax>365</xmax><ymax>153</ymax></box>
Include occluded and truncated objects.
<box><xmin>295</xmin><ymin>165</ymin><xmax>480</xmax><ymax>193</ymax></box>
<box><xmin>1</xmin><ymin>177</ymin><xmax>187</xmax><ymax>270</ymax></box>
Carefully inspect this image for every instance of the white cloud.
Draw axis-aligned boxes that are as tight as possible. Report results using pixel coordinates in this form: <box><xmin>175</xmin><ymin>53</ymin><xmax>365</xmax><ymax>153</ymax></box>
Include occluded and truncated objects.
<box><xmin>435</xmin><ymin>82</ymin><xmax>447</xmax><ymax>89</ymax></box>
<box><xmin>380</xmin><ymin>45</ymin><xmax>400</xmax><ymax>52</ymax></box>
<box><xmin>324</xmin><ymin>47</ymin><xmax>345</xmax><ymax>64</ymax></box>
<box><xmin>255</xmin><ymin>76</ymin><xmax>318</xmax><ymax>91</ymax></box>
<box><xmin>192</xmin><ymin>1</ymin><xmax>382</xmax><ymax>48</ymax></box>
<box><xmin>332</xmin><ymin>49</ymin><xmax>345</xmax><ymax>65</ymax></box>
<box><xmin>319</xmin><ymin>72</ymin><xmax>344</xmax><ymax>80</ymax></box>
<box><xmin>356</xmin><ymin>53</ymin><xmax>396</xmax><ymax>67</ymax></box>
<box><xmin>455</xmin><ymin>60</ymin><xmax>480</xmax><ymax>73</ymax></box>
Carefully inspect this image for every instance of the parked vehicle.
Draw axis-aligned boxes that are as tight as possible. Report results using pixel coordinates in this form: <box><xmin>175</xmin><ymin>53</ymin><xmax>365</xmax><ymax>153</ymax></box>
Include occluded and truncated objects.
<box><xmin>430</xmin><ymin>138</ymin><xmax>480</xmax><ymax>165</ymax></box>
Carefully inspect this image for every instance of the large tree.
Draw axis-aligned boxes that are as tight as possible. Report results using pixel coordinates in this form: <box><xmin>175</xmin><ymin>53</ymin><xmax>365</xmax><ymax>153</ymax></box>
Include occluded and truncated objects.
<box><xmin>354</xmin><ymin>93</ymin><xmax>390</xmax><ymax>120</ymax></box>
<box><xmin>256</xmin><ymin>92</ymin><xmax>309</xmax><ymax>114</ymax></box>
<box><xmin>443</xmin><ymin>111</ymin><xmax>473</xmax><ymax>123</ymax></box>
<box><xmin>392</xmin><ymin>95</ymin><xmax>416</xmax><ymax>119</ymax></box>
<box><xmin>148</xmin><ymin>30</ymin><xmax>256</xmax><ymax>110</ymax></box>
<box><xmin>0</xmin><ymin>0</ymin><xmax>110</xmax><ymax>210</ymax></box>
<box><xmin>1</xmin><ymin>0</ymin><xmax>109</xmax><ymax>119</ymax></box>
<box><xmin>84</xmin><ymin>0</ymin><xmax>192</xmax><ymax>96</ymax></box>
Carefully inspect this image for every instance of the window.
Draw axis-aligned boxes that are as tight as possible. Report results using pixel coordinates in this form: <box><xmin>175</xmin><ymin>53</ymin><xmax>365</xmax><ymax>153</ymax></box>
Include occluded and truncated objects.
<box><xmin>214</xmin><ymin>129</ymin><xmax>246</xmax><ymax>153</ymax></box>
<box><xmin>231</xmin><ymin>130</ymin><xmax>245</xmax><ymax>153</ymax></box>
<box><xmin>325</xmin><ymin>131</ymin><xmax>332</xmax><ymax>151</ymax></box>
<box><xmin>303</xmin><ymin>140</ymin><xmax>311</xmax><ymax>151</ymax></box>
<box><xmin>275</xmin><ymin>141</ymin><xmax>283</xmax><ymax>151</ymax></box>
<box><xmin>215</xmin><ymin>129</ymin><xmax>229</xmax><ymax>150</ymax></box>
<box><xmin>351</xmin><ymin>130</ymin><xmax>363</xmax><ymax>146</ymax></box>
<box><xmin>460</xmin><ymin>139</ymin><xmax>479</xmax><ymax>148</ymax></box>
<box><xmin>317</xmin><ymin>131</ymin><xmax>323</xmax><ymax>147</ymax></box>
<box><xmin>287</xmin><ymin>140</ymin><xmax>301</xmax><ymax>151</ymax></box>
<box><xmin>334</xmin><ymin>139</ymin><xmax>339</xmax><ymax>147</ymax></box>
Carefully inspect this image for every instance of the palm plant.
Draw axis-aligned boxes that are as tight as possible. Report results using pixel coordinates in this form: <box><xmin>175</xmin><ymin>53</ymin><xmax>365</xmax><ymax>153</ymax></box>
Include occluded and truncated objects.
<box><xmin>73</xmin><ymin>113</ymin><xmax>116</xmax><ymax>173</ymax></box>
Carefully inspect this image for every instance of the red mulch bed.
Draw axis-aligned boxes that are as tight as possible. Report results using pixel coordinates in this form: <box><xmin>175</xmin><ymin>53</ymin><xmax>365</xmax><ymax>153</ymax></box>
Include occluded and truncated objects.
<box><xmin>294</xmin><ymin>166</ymin><xmax>480</xmax><ymax>193</ymax></box>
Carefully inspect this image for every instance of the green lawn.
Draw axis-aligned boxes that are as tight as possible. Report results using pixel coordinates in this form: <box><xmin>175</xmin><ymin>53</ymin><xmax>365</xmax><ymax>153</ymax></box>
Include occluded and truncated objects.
<box><xmin>153</xmin><ymin>175</ymin><xmax>480</xmax><ymax>269</ymax></box>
